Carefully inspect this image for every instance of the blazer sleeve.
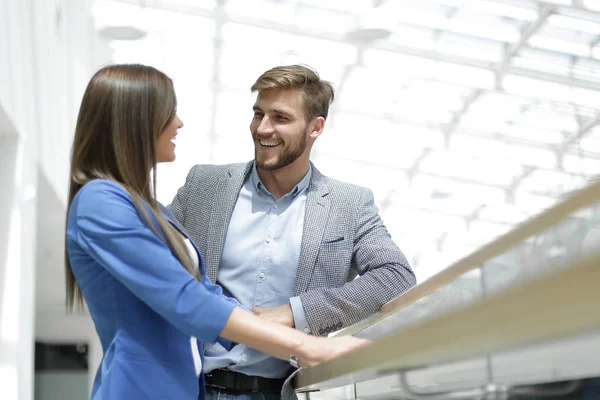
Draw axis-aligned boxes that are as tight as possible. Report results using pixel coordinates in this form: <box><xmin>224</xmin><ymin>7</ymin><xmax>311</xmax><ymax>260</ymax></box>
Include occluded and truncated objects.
<box><xmin>298</xmin><ymin>188</ymin><xmax>417</xmax><ymax>336</ymax></box>
<box><xmin>167</xmin><ymin>165</ymin><xmax>198</xmax><ymax>225</ymax></box>
<box><xmin>74</xmin><ymin>180</ymin><xmax>236</xmax><ymax>343</ymax></box>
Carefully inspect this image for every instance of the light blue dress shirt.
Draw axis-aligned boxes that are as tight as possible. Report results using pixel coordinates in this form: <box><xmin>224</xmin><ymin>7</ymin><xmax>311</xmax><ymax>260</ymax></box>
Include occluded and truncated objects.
<box><xmin>204</xmin><ymin>163</ymin><xmax>312</xmax><ymax>379</ymax></box>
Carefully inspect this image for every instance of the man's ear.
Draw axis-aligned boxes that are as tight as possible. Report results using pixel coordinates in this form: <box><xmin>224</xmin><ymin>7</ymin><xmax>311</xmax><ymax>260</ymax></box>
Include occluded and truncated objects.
<box><xmin>309</xmin><ymin>117</ymin><xmax>325</xmax><ymax>140</ymax></box>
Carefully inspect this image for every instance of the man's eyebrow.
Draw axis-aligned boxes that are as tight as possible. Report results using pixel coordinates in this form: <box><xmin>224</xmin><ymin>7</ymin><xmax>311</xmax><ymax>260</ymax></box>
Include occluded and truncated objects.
<box><xmin>252</xmin><ymin>106</ymin><xmax>294</xmax><ymax>118</ymax></box>
<box><xmin>272</xmin><ymin>108</ymin><xmax>294</xmax><ymax>117</ymax></box>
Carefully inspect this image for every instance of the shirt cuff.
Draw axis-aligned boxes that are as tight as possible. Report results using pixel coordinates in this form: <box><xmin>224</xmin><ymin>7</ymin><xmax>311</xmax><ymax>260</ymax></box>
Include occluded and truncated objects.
<box><xmin>290</xmin><ymin>296</ymin><xmax>311</xmax><ymax>334</ymax></box>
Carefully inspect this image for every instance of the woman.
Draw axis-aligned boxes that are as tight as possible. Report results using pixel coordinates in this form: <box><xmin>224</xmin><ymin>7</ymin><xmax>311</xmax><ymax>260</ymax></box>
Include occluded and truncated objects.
<box><xmin>65</xmin><ymin>64</ymin><xmax>367</xmax><ymax>400</ymax></box>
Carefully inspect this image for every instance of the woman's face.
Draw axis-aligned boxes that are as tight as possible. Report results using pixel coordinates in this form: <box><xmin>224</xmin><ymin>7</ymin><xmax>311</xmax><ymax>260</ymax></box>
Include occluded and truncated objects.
<box><xmin>155</xmin><ymin>112</ymin><xmax>184</xmax><ymax>163</ymax></box>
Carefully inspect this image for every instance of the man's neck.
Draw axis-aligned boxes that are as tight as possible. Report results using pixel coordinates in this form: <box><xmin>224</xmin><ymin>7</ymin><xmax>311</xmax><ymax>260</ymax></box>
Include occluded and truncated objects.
<box><xmin>257</xmin><ymin>160</ymin><xmax>310</xmax><ymax>200</ymax></box>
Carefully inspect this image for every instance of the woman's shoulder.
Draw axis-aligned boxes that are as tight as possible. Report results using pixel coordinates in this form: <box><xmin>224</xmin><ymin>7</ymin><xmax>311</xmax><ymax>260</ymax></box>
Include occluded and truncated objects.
<box><xmin>79</xmin><ymin>178</ymin><xmax>125</xmax><ymax>193</ymax></box>
<box><xmin>72</xmin><ymin>179</ymin><xmax>137</xmax><ymax>219</ymax></box>
<box><xmin>67</xmin><ymin>180</ymin><xmax>130</xmax><ymax>235</ymax></box>
<box><xmin>76</xmin><ymin>179</ymin><xmax>130</xmax><ymax>202</ymax></box>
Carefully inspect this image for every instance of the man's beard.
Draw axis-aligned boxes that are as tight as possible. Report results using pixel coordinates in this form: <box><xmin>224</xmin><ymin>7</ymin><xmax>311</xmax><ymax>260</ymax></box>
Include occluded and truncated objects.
<box><xmin>255</xmin><ymin>131</ymin><xmax>307</xmax><ymax>171</ymax></box>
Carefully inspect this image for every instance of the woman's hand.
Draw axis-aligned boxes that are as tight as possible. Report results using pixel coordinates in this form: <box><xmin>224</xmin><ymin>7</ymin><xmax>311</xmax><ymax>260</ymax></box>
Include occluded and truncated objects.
<box><xmin>292</xmin><ymin>335</ymin><xmax>370</xmax><ymax>368</ymax></box>
<box><xmin>220</xmin><ymin>307</ymin><xmax>370</xmax><ymax>366</ymax></box>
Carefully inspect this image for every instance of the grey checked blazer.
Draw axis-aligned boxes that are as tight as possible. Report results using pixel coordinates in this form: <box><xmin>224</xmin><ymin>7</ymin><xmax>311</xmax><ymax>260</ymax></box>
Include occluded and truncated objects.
<box><xmin>169</xmin><ymin>161</ymin><xmax>415</xmax><ymax>399</ymax></box>
<box><xmin>169</xmin><ymin>161</ymin><xmax>416</xmax><ymax>336</ymax></box>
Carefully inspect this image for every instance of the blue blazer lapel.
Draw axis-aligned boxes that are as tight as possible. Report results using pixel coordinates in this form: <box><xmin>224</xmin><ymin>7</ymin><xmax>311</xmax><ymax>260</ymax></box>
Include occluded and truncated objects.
<box><xmin>161</xmin><ymin>205</ymin><xmax>185</xmax><ymax>233</ymax></box>
<box><xmin>294</xmin><ymin>165</ymin><xmax>330</xmax><ymax>296</ymax></box>
<box><xmin>204</xmin><ymin>161</ymin><xmax>253</xmax><ymax>283</ymax></box>
<box><xmin>161</xmin><ymin>205</ymin><xmax>207</xmax><ymax>277</ymax></box>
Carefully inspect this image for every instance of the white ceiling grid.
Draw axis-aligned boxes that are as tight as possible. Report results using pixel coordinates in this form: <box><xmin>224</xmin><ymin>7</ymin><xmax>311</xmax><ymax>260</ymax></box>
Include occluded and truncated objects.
<box><xmin>93</xmin><ymin>0</ymin><xmax>600</xmax><ymax>281</ymax></box>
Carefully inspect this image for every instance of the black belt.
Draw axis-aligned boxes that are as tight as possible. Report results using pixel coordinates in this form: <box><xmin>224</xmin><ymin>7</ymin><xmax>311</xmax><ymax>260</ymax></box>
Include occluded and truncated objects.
<box><xmin>205</xmin><ymin>368</ymin><xmax>286</xmax><ymax>393</ymax></box>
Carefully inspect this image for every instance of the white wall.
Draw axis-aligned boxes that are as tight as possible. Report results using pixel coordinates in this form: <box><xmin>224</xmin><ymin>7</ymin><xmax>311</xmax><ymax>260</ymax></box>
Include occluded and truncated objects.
<box><xmin>0</xmin><ymin>3</ymin><xmax>39</xmax><ymax>397</ymax></box>
<box><xmin>0</xmin><ymin>1</ymin><xmax>110</xmax><ymax>398</ymax></box>
<box><xmin>30</xmin><ymin>0</ymin><xmax>107</xmax><ymax>205</ymax></box>
<box><xmin>1</xmin><ymin>0</ymin><xmax>109</xmax><ymax>201</ymax></box>
<box><xmin>0</xmin><ymin>107</ymin><xmax>37</xmax><ymax>400</ymax></box>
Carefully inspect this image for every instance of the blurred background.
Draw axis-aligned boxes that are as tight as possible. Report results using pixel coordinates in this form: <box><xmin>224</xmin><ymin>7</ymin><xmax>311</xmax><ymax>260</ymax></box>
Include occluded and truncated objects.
<box><xmin>2</xmin><ymin>0</ymin><xmax>600</xmax><ymax>399</ymax></box>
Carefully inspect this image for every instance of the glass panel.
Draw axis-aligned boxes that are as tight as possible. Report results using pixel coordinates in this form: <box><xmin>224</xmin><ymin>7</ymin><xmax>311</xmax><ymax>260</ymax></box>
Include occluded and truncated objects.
<box><xmin>419</xmin><ymin>150</ymin><xmax>523</xmax><ymax>185</ymax></box>
<box><xmin>501</xmin><ymin>125</ymin><xmax>565</xmax><ymax>146</ymax></box>
<box><xmin>543</xmin><ymin>0</ymin><xmax>574</xmax><ymax>5</ymax></box>
<box><xmin>464</xmin><ymin>0</ymin><xmax>538</xmax><ymax>21</ymax></box>
<box><xmin>584</xmin><ymin>0</ymin><xmax>600</xmax><ymax>11</ymax></box>
<box><xmin>437</xmin><ymin>32</ymin><xmax>504</xmax><ymax>62</ymax></box>
<box><xmin>547</xmin><ymin>13</ymin><xmax>600</xmax><ymax>35</ymax></box>
<box><xmin>503</xmin><ymin>74</ymin><xmax>600</xmax><ymax>108</ymax></box>
<box><xmin>363</xmin><ymin>49</ymin><xmax>495</xmax><ymax>90</ymax></box>
<box><xmin>511</xmin><ymin>55</ymin><xmax>572</xmax><ymax>77</ymax></box>
<box><xmin>292</xmin><ymin>4</ymin><xmax>356</xmax><ymax>36</ymax></box>
<box><xmin>317</xmin><ymin>126</ymin><xmax>425</xmax><ymax>169</ymax></box>
<box><xmin>211</xmin><ymin>136</ymin><xmax>255</xmax><ymax>165</ymax></box>
<box><xmin>297</xmin><ymin>0</ymin><xmax>373</xmax><ymax>13</ymax></box>
<box><xmin>572</xmin><ymin>58</ymin><xmax>600</xmax><ymax>82</ymax></box>
<box><xmin>563</xmin><ymin>153</ymin><xmax>600</xmax><ymax>175</ymax></box>
<box><xmin>479</xmin><ymin>204</ymin><xmax>534</xmax><ymax>224</ymax></box>
<box><xmin>449</xmin><ymin>134</ymin><xmax>558</xmax><ymax>169</ymax></box>
<box><xmin>154</xmin><ymin>0</ymin><xmax>217</xmax><ymax>9</ymax></box>
<box><xmin>225</xmin><ymin>0</ymin><xmax>295</xmax><ymax>24</ymax></box>
<box><xmin>214</xmin><ymin>90</ymin><xmax>255</xmax><ymax>138</ymax></box>
<box><xmin>518</xmin><ymin>169</ymin><xmax>589</xmax><ymax>196</ymax></box>
<box><xmin>389</xmin><ymin>2</ymin><xmax>453</xmax><ymax>31</ymax></box>
<box><xmin>449</xmin><ymin>9</ymin><xmax>522</xmax><ymax>42</ymax></box>
<box><xmin>529</xmin><ymin>35</ymin><xmax>591</xmax><ymax>57</ymax></box>
<box><xmin>388</xmin><ymin>24</ymin><xmax>437</xmax><ymax>50</ymax></box>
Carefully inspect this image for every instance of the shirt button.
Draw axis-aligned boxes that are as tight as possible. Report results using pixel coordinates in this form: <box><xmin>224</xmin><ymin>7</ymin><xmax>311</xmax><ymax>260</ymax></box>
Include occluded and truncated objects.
<box><xmin>266</xmin><ymin>237</ymin><xmax>271</xmax><ymax>243</ymax></box>
<box><xmin>303</xmin><ymin>327</ymin><xmax>309</xmax><ymax>333</ymax></box>
<box><xmin>259</xmin><ymin>273</ymin><xmax>265</xmax><ymax>279</ymax></box>
<box><xmin>273</xmin><ymin>203</ymin><xmax>278</xmax><ymax>209</ymax></box>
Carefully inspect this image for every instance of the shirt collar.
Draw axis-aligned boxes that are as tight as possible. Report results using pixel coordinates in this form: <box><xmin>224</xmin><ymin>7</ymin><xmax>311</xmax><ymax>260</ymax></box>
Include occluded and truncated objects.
<box><xmin>251</xmin><ymin>162</ymin><xmax>312</xmax><ymax>198</ymax></box>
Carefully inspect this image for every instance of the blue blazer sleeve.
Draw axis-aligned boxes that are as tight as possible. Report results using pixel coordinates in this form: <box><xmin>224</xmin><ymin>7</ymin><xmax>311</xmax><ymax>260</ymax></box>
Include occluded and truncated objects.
<box><xmin>73</xmin><ymin>180</ymin><xmax>236</xmax><ymax>343</ymax></box>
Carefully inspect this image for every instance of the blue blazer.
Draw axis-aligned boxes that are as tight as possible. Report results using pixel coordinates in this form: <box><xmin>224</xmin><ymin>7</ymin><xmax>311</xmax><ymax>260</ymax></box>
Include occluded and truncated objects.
<box><xmin>66</xmin><ymin>179</ymin><xmax>237</xmax><ymax>400</ymax></box>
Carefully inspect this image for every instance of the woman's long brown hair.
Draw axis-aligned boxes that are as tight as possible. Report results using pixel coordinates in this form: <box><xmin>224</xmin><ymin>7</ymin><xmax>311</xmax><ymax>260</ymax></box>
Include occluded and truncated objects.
<box><xmin>65</xmin><ymin>64</ymin><xmax>196</xmax><ymax>311</ymax></box>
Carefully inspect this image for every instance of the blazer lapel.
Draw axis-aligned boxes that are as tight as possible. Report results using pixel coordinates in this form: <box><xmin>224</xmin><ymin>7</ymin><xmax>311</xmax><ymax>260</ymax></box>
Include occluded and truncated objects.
<box><xmin>294</xmin><ymin>166</ymin><xmax>330</xmax><ymax>295</ymax></box>
<box><xmin>204</xmin><ymin>162</ymin><xmax>253</xmax><ymax>283</ymax></box>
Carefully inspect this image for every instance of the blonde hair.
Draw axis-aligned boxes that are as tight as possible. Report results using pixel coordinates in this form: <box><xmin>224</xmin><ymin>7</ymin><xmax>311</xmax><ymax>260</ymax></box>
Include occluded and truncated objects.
<box><xmin>251</xmin><ymin>64</ymin><xmax>335</xmax><ymax>122</ymax></box>
<box><xmin>65</xmin><ymin>64</ymin><xmax>196</xmax><ymax>311</ymax></box>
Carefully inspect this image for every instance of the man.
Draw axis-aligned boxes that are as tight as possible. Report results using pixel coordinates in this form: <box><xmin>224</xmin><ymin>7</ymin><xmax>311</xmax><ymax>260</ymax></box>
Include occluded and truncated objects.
<box><xmin>169</xmin><ymin>65</ymin><xmax>416</xmax><ymax>399</ymax></box>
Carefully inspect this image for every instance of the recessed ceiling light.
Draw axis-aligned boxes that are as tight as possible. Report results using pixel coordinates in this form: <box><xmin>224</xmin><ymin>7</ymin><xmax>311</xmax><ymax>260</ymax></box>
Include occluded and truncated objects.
<box><xmin>431</xmin><ymin>189</ymin><xmax>453</xmax><ymax>199</ymax></box>
<box><xmin>345</xmin><ymin>28</ymin><xmax>391</xmax><ymax>44</ymax></box>
<box><xmin>97</xmin><ymin>26</ymin><xmax>147</xmax><ymax>41</ymax></box>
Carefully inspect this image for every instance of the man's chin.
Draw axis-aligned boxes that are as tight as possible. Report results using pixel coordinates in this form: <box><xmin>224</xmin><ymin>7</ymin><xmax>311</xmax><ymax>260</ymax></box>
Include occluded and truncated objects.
<box><xmin>256</xmin><ymin>159</ymin><xmax>280</xmax><ymax>171</ymax></box>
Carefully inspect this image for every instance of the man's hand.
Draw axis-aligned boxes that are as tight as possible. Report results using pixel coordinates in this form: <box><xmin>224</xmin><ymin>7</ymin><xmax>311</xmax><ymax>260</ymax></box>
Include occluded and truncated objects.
<box><xmin>252</xmin><ymin>304</ymin><xmax>295</xmax><ymax>328</ymax></box>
